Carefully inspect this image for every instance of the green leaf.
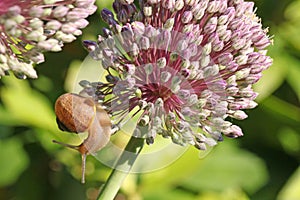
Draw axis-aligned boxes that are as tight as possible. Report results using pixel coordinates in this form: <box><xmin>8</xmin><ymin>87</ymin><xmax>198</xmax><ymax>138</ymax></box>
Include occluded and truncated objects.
<box><xmin>180</xmin><ymin>141</ymin><xmax>269</xmax><ymax>194</ymax></box>
<box><xmin>284</xmin><ymin>0</ymin><xmax>300</xmax><ymax>21</ymax></box>
<box><xmin>0</xmin><ymin>76</ymin><xmax>56</xmax><ymax>131</ymax></box>
<box><xmin>277</xmin><ymin>127</ymin><xmax>300</xmax><ymax>154</ymax></box>
<box><xmin>144</xmin><ymin>186</ymin><xmax>250</xmax><ymax>200</ymax></box>
<box><xmin>277</xmin><ymin>167</ymin><xmax>300</xmax><ymax>200</ymax></box>
<box><xmin>262</xmin><ymin>95</ymin><xmax>300</xmax><ymax>123</ymax></box>
<box><xmin>279</xmin><ymin>23</ymin><xmax>300</xmax><ymax>51</ymax></box>
<box><xmin>144</xmin><ymin>188</ymin><xmax>196</xmax><ymax>200</ymax></box>
<box><xmin>280</xmin><ymin>1</ymin><xmax>300</xmax><ymax>51</ymax></box>
<box><xmin>140</xmin><ymin>141</ymin><xmax>268</xmax><ymax>198</ymax></box>
<box><xmin>286</xmin><ymin>62</ymin><xmax>300</xmax><ymax>101</ymax></box>
<box><xmin>0</xmin><ymin>138</ymin><xmax>29</xmax><ymax>186</ymax></box>
<box><xmin>197</xmin><ymin>188</ymin><xmax>249</xmax><ymax>200</ymax></box>
<box><xmin>0</xmin><ymin>76</ymin><xmax>70</xmax><ymax>152</ymax></box>
<box><xmin>140</xmin><ymin>146</ymin><xmax>206</xmax><ymax>195</ymax></box>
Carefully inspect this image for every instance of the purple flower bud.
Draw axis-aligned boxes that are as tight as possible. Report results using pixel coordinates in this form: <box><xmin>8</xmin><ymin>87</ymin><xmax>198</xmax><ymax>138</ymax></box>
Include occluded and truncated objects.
<box><xmin>181</xmin><ymin>11</ymin><xmax>193</xmax><ymax>24</ymax></box>
<box><xmin>185</xmin><ymin>0</ymin><xmax>200</xmax><ymax>6</ymax></box>
<box><xmin>192</xmin><ymin>4</ymin><xmax>205</xmax><ymax>20</ymax></box>
<box><xmin>101</xmin><ymin>8</ymin><xmax>115</xmax><ymax>24</ymax></box>
<box><xmin>162</xmin><ymin>0</ymin><xmax>175</xmax><ymax>9</ymax></box>
<box><xmin>29</xmin><ymin>6</ymin><xmax>44</xmax><ymax>18</ymax></box>
<box><xmin>53</xmin><ymin>6</ymin><xmax>69</xmax><ymax>18</ymax></box>
<box><xmin>217</xmin><ymin>52</ymin><xmax>233</xmax><ymax>65</ymax></box>
<box><xmin>45</xmin><ymin>20</ymin><xmax>62</xmax><ymax>30</ymax></box>
<box><xmin>83</xmin><ymin>40</ymin><xmax>98</xmax><ymax>52</ymax></box>
<box><xmin>224</xmin><ymin>125</ymin><xmax>243</xmax><ymax>138</ymax></box>
<box><xmin>67</xmin><ymin>8</ymin><xmax>90</xmax><ymax>21</ymax></box>
<box><xmin>204</xmin><ymin>17</ymin><xmax>218</xmax><ymax>34</ymax></box>
<box><xmin>175</xmin><ymin>0</ymin><xmax>184</xmax><ymax>10</ymax></box>
<box><xmin>74</xmin><ymin>19</ymin><xmax>89</xmax><ymax>29</ymax></box>
<box><xmin>143</xmin><ymin>6</ymin><xmax>152</xmax><ymax>17</ymax></box>
<box><xmin>76</xmin><ymin>0</ymin><xmax>96</xmax><ymax>8</ymax></box>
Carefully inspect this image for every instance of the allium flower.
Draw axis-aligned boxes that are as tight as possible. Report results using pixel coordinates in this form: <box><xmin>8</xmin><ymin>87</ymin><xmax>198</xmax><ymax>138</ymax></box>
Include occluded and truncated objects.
<box><xmin>82</xmin><ymin>0</ymin><xmax>273</xmax><ymax>150</ymax></box>
<box><xmin>0</xmin><ymin>0</ymin><xmax>97</xmax><ymax>79</ymax></box>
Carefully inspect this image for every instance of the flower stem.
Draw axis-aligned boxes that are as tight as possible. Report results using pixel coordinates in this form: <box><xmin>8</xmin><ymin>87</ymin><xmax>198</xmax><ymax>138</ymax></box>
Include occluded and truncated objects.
<box><xmin>97</xmin><ymin>136</ymin><xmax>144</xmax><ymax>200</ymax></box>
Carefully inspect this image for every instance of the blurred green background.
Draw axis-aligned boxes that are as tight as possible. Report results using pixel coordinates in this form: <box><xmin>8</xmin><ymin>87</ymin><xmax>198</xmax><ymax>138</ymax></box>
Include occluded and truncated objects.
<box><xmin>0</xmin><ymin>0</ymin><xmax>300</xmax><ymax>199</ymax></box>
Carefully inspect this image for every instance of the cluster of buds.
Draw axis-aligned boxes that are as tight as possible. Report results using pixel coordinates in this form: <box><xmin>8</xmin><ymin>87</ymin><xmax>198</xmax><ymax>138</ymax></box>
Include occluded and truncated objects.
<box><xmin>81</xmin><ymin>0</ymin><xmax>273</xmax><ymax>150</ymax></box>
<box><xmin>0</xmin><ymin>0</ymin><xmax>96</xmax><ymax>79</ymax></box>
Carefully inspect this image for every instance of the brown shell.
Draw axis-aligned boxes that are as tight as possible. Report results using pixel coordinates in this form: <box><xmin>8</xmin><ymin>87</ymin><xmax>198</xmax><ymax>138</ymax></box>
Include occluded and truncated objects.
<box><xmin>55</xmin><ymin>93</ymin><xmax>95</xmax><ymax>133</ymax></box>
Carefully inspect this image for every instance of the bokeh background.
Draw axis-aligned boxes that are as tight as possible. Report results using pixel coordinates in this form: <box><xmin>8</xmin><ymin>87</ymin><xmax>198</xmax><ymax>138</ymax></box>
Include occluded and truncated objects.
<box><xmin>0</xmin><ymin>0</ymin><xmax>300</xmax><ymax>199</ymax></box>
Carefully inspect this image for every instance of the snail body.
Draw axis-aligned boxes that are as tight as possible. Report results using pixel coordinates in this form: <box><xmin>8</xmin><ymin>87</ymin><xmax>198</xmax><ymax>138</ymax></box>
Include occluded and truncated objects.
<box><xmin>54</xmin><ymin>93</ymin><xmax>111</xmax><ymax>183</ymax></box>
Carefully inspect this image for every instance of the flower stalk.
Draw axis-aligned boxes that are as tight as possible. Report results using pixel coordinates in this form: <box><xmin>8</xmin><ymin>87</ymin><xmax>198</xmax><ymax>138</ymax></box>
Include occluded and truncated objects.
<box><xmin>97</xmin><ymin>136</ymin><xmax>144</xmax><ymax>200</ymax></box>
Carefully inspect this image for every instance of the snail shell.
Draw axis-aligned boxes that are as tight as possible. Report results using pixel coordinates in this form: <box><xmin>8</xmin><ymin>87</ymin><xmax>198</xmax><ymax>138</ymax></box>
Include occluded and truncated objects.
<box><xmin>55</xmin><ymin>93</ymin><xmax>95</xmax><ymax>133</ymax></box>
<box><xmin>54</xmin><ymin>93</ymin><xmax>111</xmax><ymax>183</ymax></box>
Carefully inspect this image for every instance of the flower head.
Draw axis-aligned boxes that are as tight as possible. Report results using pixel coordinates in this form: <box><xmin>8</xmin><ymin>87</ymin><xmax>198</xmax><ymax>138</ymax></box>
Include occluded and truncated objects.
<box><xmin>82</xmin><ymin>0</ymin><xmax>272</xmax><ymax>150</ymax></box>
<box><xmin>0</xmin><ymin>0</ymin><xmax>97</xmax><ymax>79</ymax></box>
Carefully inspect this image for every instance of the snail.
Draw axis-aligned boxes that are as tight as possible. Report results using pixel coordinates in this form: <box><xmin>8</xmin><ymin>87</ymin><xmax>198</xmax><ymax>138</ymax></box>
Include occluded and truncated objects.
<box><xmin>53</xmin><ymin>93</ymin><xmax>111</xmax><ymax>183</ymax></box>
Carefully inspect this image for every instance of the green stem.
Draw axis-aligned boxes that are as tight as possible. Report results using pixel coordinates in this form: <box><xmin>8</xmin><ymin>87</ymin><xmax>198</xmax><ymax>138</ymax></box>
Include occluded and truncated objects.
<box><xmin>97</xmin><ymin>136</ymin><xmax>144</xmax><ymax>200</ymax></box>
